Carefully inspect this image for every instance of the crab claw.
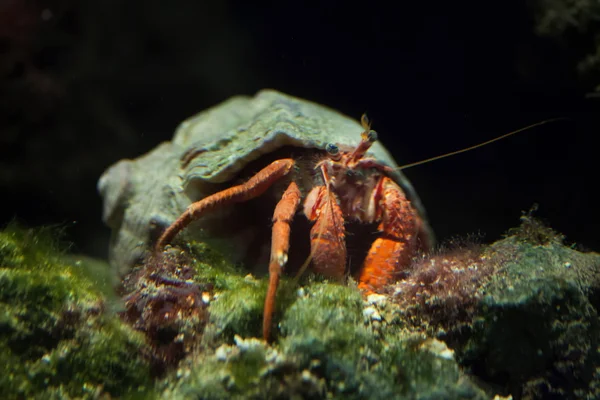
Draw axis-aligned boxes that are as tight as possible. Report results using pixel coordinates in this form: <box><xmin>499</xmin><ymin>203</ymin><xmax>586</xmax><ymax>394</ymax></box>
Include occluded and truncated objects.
<box><xmin>358</xmin><ymin>176</ymin><xmax>419</xmax><ymax>292</ymax></box>
<box><xmin>303</xmin><ymin>185</ymin><xmax>347</xmax><ymax>279</ymax></box>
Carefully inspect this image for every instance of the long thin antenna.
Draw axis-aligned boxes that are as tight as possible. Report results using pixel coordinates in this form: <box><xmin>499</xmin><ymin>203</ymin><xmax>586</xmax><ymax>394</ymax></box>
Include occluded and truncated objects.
<box><xmin>397</xmin><ymin>118</ymin><xmax>566</xmax><ymax>171</ymax></box>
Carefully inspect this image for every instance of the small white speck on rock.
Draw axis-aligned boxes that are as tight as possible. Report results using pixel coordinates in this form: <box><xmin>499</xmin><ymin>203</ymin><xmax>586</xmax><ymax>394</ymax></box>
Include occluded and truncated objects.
<box><xmin>215</xmin><ymin>345</ymin><xmax>229</xmax><ymax>361</ymax></box>
<box><xmin>366</xmin><ymin>293</ymin><xmax>387</xmax><ymax>307</ymax></box>
<box><xmin>363</xmin><ymin>306</ymin><xmax>382</xmax><ymax>321</ymax></box>
<box><xmin>420</xmin><ymin>338</ymin><xmax>455</xmax><ymax>360</ymax></box>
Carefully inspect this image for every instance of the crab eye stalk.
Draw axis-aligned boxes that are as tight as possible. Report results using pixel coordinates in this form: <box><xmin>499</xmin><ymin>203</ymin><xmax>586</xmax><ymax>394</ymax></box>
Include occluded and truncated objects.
<box><xmin>326</xmin><ymin>143</ymin><xmax>341</xmax><ymax>160</ymax></box>
<box><xmin>326</xmin><ymin>143</ymin><xmax>339</xmax><ymax>154</ymax></box>
<box><xmin>351</xmin><ymin>122</ymin><xmax>377</xmax><ymax>163</ymax></box>
<box><xmin>367</xmin><ymin>130</ymin><xmax>378</xmax><ymax>143</ymax></box>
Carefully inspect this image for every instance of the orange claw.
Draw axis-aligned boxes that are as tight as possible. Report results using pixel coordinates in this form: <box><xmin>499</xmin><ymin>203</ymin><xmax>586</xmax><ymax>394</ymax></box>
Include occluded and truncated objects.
<box><xmin>358</xmin><ymin>176</ymin><xmax>418</xmax><ymax>292</ymax></box>
<box><xmin>263</xmin><ymin>181</ymin><xmax>302</xmax><ymax>341</ymax></box>
<box><xmin>304</xmin><ymin>185</ymin><xmax>347</xmax><ymax>279</ymax></box>
<box><xmin>155</xmin><ymin>158</ymin><xmax>295</xmax><ymax>252</ymax></box>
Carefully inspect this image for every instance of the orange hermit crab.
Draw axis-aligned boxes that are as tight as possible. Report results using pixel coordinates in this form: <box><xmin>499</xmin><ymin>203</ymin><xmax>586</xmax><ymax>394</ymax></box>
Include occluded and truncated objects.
<box><xmin>99</xmin><ymin>90</ymin><xmax>434</xmax><ymax>340</ymax></box>
<box><xmin>154</xmin><ymin>107</ymin><xmax>433</xmax><ymax>341</ymax></box>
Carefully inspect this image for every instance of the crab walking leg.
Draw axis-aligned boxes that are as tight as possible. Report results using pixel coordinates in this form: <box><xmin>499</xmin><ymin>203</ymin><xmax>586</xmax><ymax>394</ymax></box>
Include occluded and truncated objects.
<box><xmin>155</xmin><ymin>158</ymin><xmax>295</xmax><ymax>251</ymax></box>
<box><xmin>263</xmin><ymin>181</ymin><xmax>302</xmax><ymax>341</ymax></box>
<box><xmin>303</xmin><ymin>186</ymin><xmax>347</xmax><ymax>279</ymax></box>
<box><xmin>358</xmin><ymin>177</ymin><xmax>418</xmax><ymax>292</ymax></box>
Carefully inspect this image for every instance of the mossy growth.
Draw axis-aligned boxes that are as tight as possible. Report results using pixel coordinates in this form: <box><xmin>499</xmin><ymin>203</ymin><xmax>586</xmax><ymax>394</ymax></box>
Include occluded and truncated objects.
<box><xmin>504</xmin><ymin>207</ymin><xmax>565</xmax><ymax>246</ymax></box>
<box><xmin>161</xmin><ymin>277</ymin><xmax>488</xmax><ymax>399</ymax></box>
<box><xmin>278</xmin><ymin>281</ymin><xmax>486</xmax><ymax>399</ymax></box>
<box><xmin>153</xmin><ymin>217</ymin><xmax>600</xmax><ymax>399</ymax></box>
<box><xmin>279</xmin><ymin>282</ymin><xmax>373</xmax><ymax>373</ymax></box>
<box><xmin>186</xmin><ymin>242</ymin><xmax>297</xmax><ymax>343</ymax></box>
<box><xmin>460</xmin><ymin>222</ymin><xmax>600</xmax><ymax>399</ymax></box>
<box><xmin>0</xmin><ymin>223</ymin><xmax>153</xmax><ymax>399</ymax></box>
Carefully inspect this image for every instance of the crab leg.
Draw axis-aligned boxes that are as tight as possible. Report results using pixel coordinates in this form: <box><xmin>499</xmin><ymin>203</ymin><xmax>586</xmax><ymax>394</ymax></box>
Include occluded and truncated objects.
<box><xmin>263</xmin><ymin>181</ymin><xmax>302</xmax><ymax>341</ymax></box>
<box><xmin>155</xmin><ymin>158</ymin><xmax>295</xmax><ymax>252</ymax></box>
<box><xmin>304</xmin><ymin>185</ymin><xmax>347</xmax><ymax>279</ymax></box>
<box><xmin>358</xmin><ymin>176</ymin><xmax>418</xmax><ymax>292</ymax></box>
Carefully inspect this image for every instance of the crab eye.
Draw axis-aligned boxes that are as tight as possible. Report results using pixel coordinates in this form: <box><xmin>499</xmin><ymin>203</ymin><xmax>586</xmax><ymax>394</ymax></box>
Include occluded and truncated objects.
<box><xmin>326</xmin><ymin>143</ymin><xmax>339</xmax><ymax>155</ymax></box>
<box><xmin>367</xmin><ymin>130</ymin><xmax>378</xmax><ymax>142</ymax></box>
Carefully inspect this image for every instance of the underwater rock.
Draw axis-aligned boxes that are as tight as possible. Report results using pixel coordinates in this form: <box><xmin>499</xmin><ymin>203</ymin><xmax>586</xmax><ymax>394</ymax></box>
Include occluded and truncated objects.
<box><xmin>3</xmin><ymin>218</ymin><xmax>597</xmax><ymax>398</ymax></box>
<box><xmin>390</xmin><ymin>240</ymin><xmax>504</xmax><ymax>334</ymax></box>
<box><xmin>385</xmin><ymin>216</ymin><xmax>600</xmax><ymax>399</ymax></box>
<box><xmin>98</xmin><ymin>89</ymin><xmax>433</xmax><ymax>277</ymax></box>
<box><xmin>160</xmin><ymin>280</ymin><xmax>488</xmax><ymax>400</ymax></box>
<box><xmin>0</xmin><ymin>224</ymin><xmax>153</xmax><ymax>398</ymax></box>
<box><xmin>121</xmin><ymin>247</ymin><xmax>213</xmax><ymax>376</ymax></box>
<box><xmin>462</xmin><ymin>220</ymin><xmax>600</xmax><ymax>399</ymax></box>
<box><xmin>120</xmin><ymin>216</ymin><xmax>597</xmax><ymax>399</ymax></box>
<box><xmin>115</xmin><ymin>241</ymin><xmax>485</xmax><ymax>399</ymax></box>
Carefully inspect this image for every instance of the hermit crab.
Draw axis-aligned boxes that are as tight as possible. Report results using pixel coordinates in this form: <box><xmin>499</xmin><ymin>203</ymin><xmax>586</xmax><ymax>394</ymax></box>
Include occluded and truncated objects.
<box><xmin>98</xmin><ymin>90</ymin><xmax>434</xmax><ymax>339</ymax></box>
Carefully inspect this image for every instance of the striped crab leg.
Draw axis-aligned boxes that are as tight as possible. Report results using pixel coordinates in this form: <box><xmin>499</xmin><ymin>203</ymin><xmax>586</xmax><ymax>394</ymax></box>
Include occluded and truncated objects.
<box><xmin>263</xmin><ymin>181</ymin><xmax>302</xmax><ymax>341</ymax></box>
<box><xmin>155</xmin><ymin>159</ymin><xmax>295</xmax><ymax>252</ymax></box>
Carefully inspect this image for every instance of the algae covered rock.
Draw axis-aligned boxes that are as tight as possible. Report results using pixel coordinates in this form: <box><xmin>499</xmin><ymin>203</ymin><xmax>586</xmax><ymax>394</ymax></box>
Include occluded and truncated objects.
<box><xmin>461</xmin><ymin>219</ymin><xmax>600</xmax><ymax>399</ymax></box>
<box><xmin>113</xmin><ymin>239</ymin><xmax>487</xmax><ymax>398</ymax></box>
<box><xmin>3</xmin><ymin>216</ymin><xmax>598</xmax><ymax>399</ymax></box>
<box><xmin>142</xmin><ymin>243</ymin><xmax>487</xmax><ymax>398</ymax></box>
<box><xmin>384</xmin><ymin>216</ymin><xmax>600</xmax><ymax>399</ymax></box>
<box><xmin>161</xmin><ymin>281</ymin><xmax>487</xmax><ymax>400</ymax></box>
<box><xmin>145</xmin><ymin>216</ymin><xmax>599</xmax><ymax>399</ymax></box>
<box><xmin>0</xmin><ymin>224</ymin><xmax>153</xmax><ymax>399</ymax></box>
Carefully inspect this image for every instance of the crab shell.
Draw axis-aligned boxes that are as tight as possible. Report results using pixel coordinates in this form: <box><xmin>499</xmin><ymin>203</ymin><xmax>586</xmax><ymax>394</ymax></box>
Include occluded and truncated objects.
<box><xmin>98</xmin><ymin>90</ymin><xmax>434</xmax><ymax>277</ymax></box>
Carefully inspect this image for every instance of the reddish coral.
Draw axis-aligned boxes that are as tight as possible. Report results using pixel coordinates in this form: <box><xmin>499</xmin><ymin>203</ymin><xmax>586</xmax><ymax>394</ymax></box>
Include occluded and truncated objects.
<box><xmin>120</xmin><ymin>248</ymin><xmax>212</xmax><ymax>376</ymax></box>
<box><xmin>390</xmin><ymin>240</ymin><xmax>510</xmax><ymax>331</ymax></box>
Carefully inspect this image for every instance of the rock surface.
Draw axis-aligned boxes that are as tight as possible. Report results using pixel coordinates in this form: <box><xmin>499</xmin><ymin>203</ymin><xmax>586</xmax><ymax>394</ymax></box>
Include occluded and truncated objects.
<box><xmin>1</xmin><ymin>217</ymin><xmax>598</xmax><ymax>399</ymax></box>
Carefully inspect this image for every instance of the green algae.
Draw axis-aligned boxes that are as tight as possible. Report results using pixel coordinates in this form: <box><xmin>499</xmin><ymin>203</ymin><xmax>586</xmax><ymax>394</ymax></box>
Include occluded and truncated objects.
<box><xmin>279</xmin><ymin>282</ymin><xmax>485</xmax><ymax>399</ymax></box>
<box><xmin>279</xmin><ymin>283</ymin><xmax>376</xmax><ymax>389</ymax></box>
<box><xmin>187</xmin><ymin>242</ymin><xmax>297</xmax><ymax>342</ymax></box>
<box><xmin>458</xmin><ymin>220</ymin><xmax>600</xmax><ymax>399</ymax></box>
<box><xmin>0</xmin><ymin>224</ymin><xmax>153</xmax><ymax>399</ymax></box>
<box><xmin>163</xmin><ymin>217</ymin><xmax>596</xmax><ymax>399</ymax></box>
<box><xmin>161</xmin><ymin>276</ymin><xmax>488</xmax><ymax>399</ymax></box>
<box><xmin>4</xmin><ymin>218</ymin><xmax>598</xmax><ymax>399</ymax></box>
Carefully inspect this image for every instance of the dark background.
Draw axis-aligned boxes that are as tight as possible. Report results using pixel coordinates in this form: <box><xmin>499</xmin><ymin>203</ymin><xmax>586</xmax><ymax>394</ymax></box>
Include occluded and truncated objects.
<box><xmin>1</xmin><ymin>0</ymin><xmax>598</xmax><ymax>259</ymax></box>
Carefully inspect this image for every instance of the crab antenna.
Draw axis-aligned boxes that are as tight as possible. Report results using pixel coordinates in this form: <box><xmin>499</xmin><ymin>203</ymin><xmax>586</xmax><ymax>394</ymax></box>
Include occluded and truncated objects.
<box><xmin>361</xmin><ymin>113</ymin><xmax>371</xmax><ymax>130</ymax></box>
<box><xmin>396</xmin><ymin>118</ymin><xmax>566</xmax><ymax>171</ymax></box>
<box><xmin>349</xmin><ymin>113</ymin><xmax>378</xmax><ymax>163</ymax></box>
